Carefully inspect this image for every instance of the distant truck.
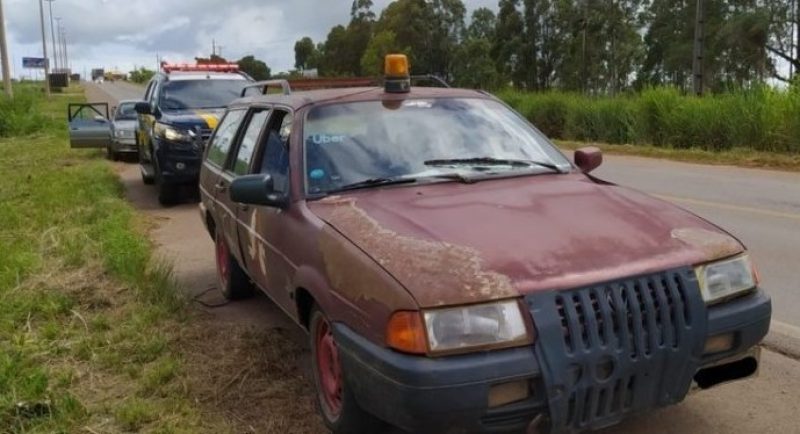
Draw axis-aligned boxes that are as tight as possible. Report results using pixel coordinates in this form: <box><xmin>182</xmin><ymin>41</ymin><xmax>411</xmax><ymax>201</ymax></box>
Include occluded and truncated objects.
<box><xmin>91</xmin><ymin>68</ymin><xmax>104</xmax><ymax>83</ymax></box>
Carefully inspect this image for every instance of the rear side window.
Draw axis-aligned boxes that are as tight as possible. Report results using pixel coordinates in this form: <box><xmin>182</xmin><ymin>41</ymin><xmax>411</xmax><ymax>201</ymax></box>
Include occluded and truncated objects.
<box><xmin>231</xmin><ymin>109</ymin><xmax>270</xmax><ymax>176</ymax></box>
<box><xmin>207</xmin><ymin>109</ymin><xmax>245</xmax><ymax>167</ymax></box>
<box><xmin>259</xmin><ymin>110</ymin><xmax>292</xmax><ymax>194</ymax></box>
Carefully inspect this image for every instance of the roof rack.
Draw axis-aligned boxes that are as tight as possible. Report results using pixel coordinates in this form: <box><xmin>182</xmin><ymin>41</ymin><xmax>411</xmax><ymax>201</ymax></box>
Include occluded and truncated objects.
<box><xmin>240</xmin><ymin>75</ymin><xmax>450</xmax><ymax>97</ymax></box>
<box><xmin>241</xmin><ymin>79</ymin><xmax>293</xmax><ymax>97</ymax></box>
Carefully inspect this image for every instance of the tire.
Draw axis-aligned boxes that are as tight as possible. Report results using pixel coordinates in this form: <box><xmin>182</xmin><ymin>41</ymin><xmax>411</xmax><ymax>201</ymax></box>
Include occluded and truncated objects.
<box><xmin>106</xmin><ymin>145</ymin><xmax>119</xmax><ymax>161</ymax></box>
<box><xmin>155</xmin><ymin>160</ymin><xmax>180</xmax><ymax>206</ymax></box>
<box><xmin>214</xmin><ymin>227</ymin><xmax>253</xmax><ymax>300</ymax></box>
<box><xmin>157</xmin><ymin>180</ymin><xmax>179</xmax><ymax>206</ymax></box>
<box><xmin>309</xmin><ymin>307</ymin><xmax>386</xmax><ymax>434</ymax></box>
<box><xmin>139</xmin><ymin>141</ymin><xmax>155</xmax><ymax>184</ymax></box>
<box><xmin>141</xmin><ymin>168</ymin><xmax>155</xmax><ymax>185</ymax></box>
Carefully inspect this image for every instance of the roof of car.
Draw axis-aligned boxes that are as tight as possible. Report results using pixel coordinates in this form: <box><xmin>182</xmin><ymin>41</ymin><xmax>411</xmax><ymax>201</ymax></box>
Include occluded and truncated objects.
<box><xmin>230</xmin><ymin>86</ymin><xmax>495</xmax><ymax>110</ymax></box>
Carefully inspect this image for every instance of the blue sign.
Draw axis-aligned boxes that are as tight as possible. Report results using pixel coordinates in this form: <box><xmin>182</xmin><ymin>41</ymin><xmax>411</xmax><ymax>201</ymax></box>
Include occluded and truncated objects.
<box><xmin>22</xmin><ymin>57</ymin><xmax>47</xmax><ymax>69</ymax></box>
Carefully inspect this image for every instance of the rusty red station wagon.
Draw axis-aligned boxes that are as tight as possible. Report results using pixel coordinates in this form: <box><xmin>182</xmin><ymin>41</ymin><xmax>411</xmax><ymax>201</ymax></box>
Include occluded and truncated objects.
<box><xmin>198</xmin><ymin>55</ymin><xmax>771</xmax><ymax>434</ymax></box>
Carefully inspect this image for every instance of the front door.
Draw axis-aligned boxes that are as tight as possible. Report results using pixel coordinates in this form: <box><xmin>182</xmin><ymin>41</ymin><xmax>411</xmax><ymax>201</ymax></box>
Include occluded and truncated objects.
<box><xmin>68</xmin><ymin>103</ymin><xmax>111</xmax><ymax>148</ymax></box>
<box><xmin>200</xmin><ymin>108</ymin><xmax>247</xmax><ymax>256</ymax></box>
<box><xmin>236</xmin><ymin>109</ymin><xmax>294</xmax><ymax>311</ymax></box>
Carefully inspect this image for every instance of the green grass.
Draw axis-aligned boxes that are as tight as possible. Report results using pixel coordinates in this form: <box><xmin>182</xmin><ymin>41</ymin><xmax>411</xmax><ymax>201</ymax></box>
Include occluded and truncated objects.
<box><xmin>0</xmin><ymin>83</ymin><xmax>209</xmax><ymax>433</ymax></box>
<box><xmin>499</xmin><ymin>85</ymin><xmax>800</xmax><ymax>163</ymax></box>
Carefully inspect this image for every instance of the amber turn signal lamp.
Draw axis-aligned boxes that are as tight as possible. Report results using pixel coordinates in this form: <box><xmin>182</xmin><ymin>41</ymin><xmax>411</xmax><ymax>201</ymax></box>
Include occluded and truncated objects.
<box><xmin>386</xmin><ymin>311</ymin><xmax>427</xmax><ymax>354</ymax></box>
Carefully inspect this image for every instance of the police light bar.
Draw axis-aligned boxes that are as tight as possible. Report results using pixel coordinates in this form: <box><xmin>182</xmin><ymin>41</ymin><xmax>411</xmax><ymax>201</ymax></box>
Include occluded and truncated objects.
<box><xmin>161</xmin><ymin>62</ymin><xmax>240</xmax><ymax>73</ymax></box>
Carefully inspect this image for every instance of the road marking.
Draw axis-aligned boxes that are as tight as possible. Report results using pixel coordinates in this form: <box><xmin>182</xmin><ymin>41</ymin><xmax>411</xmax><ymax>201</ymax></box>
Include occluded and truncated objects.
<box><xmin>656</xmin><ymin>194</ymin><xmax>800</xmax><ymax>223</ymax></box>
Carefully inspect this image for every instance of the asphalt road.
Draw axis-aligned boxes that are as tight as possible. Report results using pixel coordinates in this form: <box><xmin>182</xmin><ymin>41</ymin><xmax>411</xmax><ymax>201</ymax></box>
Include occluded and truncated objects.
<box><xmin>83</xmin><ymin>82</ymin><xmax>800</xmax><ymax>433</ymax></box>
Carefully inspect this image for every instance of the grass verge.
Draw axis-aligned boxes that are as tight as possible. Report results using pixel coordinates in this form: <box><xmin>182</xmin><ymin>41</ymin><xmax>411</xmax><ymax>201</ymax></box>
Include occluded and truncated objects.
<box><xmin>0</xmin><ymin>83</ymin><xmax>322</xmax><ymax>433</ymax></box>
<box><xmin>0</xmin><ymin>83</ymin><xmax>210</xmax><ymax>433</ymax></box>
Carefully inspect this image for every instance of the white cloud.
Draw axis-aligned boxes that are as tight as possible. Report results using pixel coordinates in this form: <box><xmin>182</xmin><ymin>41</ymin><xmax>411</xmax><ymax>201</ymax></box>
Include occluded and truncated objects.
<box><xmin>4</xmin><ymin>0</ymin><xmax>497</xmax><ymax>79</ymax></box>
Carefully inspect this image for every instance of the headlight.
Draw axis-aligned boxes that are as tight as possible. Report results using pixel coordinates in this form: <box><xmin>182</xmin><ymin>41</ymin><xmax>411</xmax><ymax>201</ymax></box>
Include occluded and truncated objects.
<box><xmin>154</xmin><ymin>122</ymin><xmax>194</xmax><ymax>143</ymax></box>
<box><xmin>422</xmin><ymin>300</ymin><xmax>531</xmax><ymax>354</ymax></box>
<box><xmin>695</xmin><ymin>254</ymin><xmax>757</xmax><ymax>304</ymax></box>
<box><xmin>114</xmin><ymin>129</ymin><xmax>132</xmax><ymax>138</ymax></box>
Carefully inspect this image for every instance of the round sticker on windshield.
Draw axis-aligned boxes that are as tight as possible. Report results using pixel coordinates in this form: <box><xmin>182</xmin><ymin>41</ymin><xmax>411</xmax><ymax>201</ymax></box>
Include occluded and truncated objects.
<box><xmin>309</xmin><ymin>169</ymin><xmax>325</xmax><ymax>180</ymax></box>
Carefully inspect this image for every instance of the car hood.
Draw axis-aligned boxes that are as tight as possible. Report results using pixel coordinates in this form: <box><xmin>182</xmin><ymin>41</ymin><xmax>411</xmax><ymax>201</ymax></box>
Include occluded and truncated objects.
<box><xmin>308</xmin><ymin>173</ymin><xmax>744</xmax><ymax>308</ymax></box>
<box><xmin>159</xmin><ymin>108</ymin><xmax>225</xmax><ymax>131</ymax></box>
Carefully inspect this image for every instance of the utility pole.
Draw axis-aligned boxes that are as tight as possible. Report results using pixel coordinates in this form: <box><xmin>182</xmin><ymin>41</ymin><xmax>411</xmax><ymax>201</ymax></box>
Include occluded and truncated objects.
<box><xmin>46</xmin><ymin>0</ymin><xmax>57</xmax><ymax>72</ymax></box>
<box><xmin>61</xmin><ymin>27</ymin><xmax>68</xmax><ymax>72</ymax></box>
<box><xmin>38</xmin><ymin>0</ymin><xmax>51</xmax><ymax>96</ymax></box>
<box><xmin>692</xmin><ymin>0</ymin><xmax>705</xmax><ymax>96</ymax></box>
<box><xmin>212</xmin><ymin>38</ymin><xmax>216</xmax><ymax>56</ymax></box>
<box><xmin>793</xmin><ymin>0</ymin><xmax>798</xmax><ymax>80</ymax></box>
<box><xmin>0</xmin><ymin>0</ymin><xmax>12</xmax><ymax>97</ymax></box>
<box><xmin>54</xmin><ymin>17</ymin><xmax>62</xmax><ymax>71</ymax></box>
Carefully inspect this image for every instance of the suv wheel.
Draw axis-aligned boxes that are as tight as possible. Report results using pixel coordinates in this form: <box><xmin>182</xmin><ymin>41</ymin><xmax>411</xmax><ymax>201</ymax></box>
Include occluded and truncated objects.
<box><xmin>214</xmin><ymin>228</ymin><xmax>253</xmax><ymax>300</ymax></box>
<box><xmin>155</xmin><ymin>160</ymin><xmax>180</xmax><ymax>206</ymax></box>
<box><xmin>310</xmin><ymin>307</ymin><xmax>385</xmax><ymax>434</ymax></box>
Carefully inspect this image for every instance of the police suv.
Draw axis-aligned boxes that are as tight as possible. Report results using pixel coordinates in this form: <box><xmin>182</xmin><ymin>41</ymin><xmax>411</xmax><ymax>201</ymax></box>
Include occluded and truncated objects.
<box><xmin>133</xmin><ymin>63</ymin><xmax>252</xmax><ymax>205</ymax></box>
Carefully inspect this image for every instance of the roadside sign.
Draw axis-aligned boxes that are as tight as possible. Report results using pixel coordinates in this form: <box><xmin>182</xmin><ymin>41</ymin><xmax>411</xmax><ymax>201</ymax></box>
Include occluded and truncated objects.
<box><xmin>22</xmin><ymin>57</ymin><xmax>47</xmax><ymax>69</ymax></box>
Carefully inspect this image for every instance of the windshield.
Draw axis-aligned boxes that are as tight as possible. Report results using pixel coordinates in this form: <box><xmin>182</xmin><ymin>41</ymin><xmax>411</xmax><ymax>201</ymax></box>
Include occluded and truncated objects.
<box><xmin>303</xmin><ymin>98</ymin><xmax>570</xmax><ymax>195</ymax></box>
<box><xmin>114</xmin><ymin>102</ymin><xmax>137</xmax><ymax>120</ymax></box>
<box><xmin>159</xmin><ymin>79</ymin><xmax>248</xmax><ymax>111</ymax></box>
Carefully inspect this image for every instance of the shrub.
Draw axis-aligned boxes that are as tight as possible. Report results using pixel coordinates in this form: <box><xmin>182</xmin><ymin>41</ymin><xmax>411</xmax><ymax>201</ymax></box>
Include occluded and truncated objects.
<box><xmin>501</xmin><ymin>86</ymin><xmax>800</xmax><ymax>154</ymax></box>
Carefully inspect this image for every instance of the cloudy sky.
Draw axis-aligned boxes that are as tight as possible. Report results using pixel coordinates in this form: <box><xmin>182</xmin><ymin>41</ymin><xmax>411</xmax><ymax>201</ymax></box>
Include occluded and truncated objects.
<box><xmin>5</xmin><ymin>0</ymin><xmax>497</xmax><ymax>79</ymax></box>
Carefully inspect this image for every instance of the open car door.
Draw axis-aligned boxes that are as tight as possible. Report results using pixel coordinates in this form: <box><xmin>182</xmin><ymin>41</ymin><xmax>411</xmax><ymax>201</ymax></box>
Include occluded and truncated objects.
<box><xmin>68</xmin><ymin>103</ymin><xmax>112</xmax><ymax>148</ymax></box>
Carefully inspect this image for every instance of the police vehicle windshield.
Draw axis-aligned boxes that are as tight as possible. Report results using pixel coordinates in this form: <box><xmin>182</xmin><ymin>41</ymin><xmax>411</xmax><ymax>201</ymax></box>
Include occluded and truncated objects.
<box><xmin>159</xmin><ymin>80</ymin><xmax>248</xmax><ymax>111</ymax></box>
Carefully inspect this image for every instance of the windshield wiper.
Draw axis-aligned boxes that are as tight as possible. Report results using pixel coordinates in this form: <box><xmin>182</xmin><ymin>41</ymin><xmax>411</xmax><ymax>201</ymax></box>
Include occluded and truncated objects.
<box><xmin>334</xmin><ymin>176</ymin><xmax>418</xmax><ymax>193</ymax></box>
<box><xmin>424</xmin><ymin>157</ymin><xmax>564</xmax><ymax>173</ymax></box>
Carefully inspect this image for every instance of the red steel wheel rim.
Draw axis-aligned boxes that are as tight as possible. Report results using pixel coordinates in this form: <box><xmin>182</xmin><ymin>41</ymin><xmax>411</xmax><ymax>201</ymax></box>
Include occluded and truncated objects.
<box><xmin>316</xmin><ymin>317</ymin><xmax>343</xmax><ymax>417</ymax></box>
<box><xmin>215</xmin><ymin>234</ymin><xmax>229</xmax><ymax>289</ymax></box>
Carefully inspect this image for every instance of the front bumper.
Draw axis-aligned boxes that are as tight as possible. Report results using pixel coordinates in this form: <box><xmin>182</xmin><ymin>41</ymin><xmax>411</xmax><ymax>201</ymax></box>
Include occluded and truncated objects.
<box><xmin>111</xmin><ymin>137</ymin><xmax>137</xmax><ymax>153</ymax></box>
<box><xmin>153</xmin><ymin>137</ymin><xmax>202</xmax><ymax>185</ymax></box>
<box><xmin>335</xmin><ymin>287</ymin><xmax>770</xmax><ymax>434</ymax></box>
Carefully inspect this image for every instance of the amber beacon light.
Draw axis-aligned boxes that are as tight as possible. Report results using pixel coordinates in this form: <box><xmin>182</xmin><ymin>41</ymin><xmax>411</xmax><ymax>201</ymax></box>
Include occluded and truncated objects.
<box><xmin>384</xmin><ymin>54</ymin><xmax>411</xmax><ymax>93</ymax></box>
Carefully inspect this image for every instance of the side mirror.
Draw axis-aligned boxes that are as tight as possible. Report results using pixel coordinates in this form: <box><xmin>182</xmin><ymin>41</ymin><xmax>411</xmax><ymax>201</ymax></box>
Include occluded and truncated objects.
<box><xmin>230</xmin><ymin>174</ymin><xmax>288</xmax><ymax>208</ymax></box>
<box><xmin>574</xmin><ymin>146</ymin><xmax>603</xmax><ymax>173</ymax></box>
<box><xmin>134</xmin><ymin>101</ymin><xmax>151</xmax><ymax>115</ymax></box>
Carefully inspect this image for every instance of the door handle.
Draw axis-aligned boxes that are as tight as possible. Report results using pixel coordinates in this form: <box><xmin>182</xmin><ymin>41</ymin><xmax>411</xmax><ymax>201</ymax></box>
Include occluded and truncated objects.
<box><xmin>238</xmin><ymin>204</ymin><xmax>250</xmax><ymax>212</ymax></box>
<box><xmin>214</xmin><ymin>182</ymin><xmax>227</xmax><ymax>192</ymax></box>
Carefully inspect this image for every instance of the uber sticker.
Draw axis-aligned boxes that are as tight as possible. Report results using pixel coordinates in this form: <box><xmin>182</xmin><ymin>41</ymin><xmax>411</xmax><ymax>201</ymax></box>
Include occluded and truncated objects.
<box><xmin>311</xmin><ymin>133</ymin><xmax>346</xmax><ymax>144</ymax></box>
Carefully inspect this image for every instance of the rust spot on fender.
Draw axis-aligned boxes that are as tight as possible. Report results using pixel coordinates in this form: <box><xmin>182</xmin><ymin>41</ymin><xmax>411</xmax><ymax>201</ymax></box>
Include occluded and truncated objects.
<box><xmin>318</xmin><ymin>198</ymin><xmax>516</xmax><ymax>307</ymax></box>
<box><xmin>671</xmin><ymin>228</ymin><xmax>742</xmax><ymax>261</ymax></box>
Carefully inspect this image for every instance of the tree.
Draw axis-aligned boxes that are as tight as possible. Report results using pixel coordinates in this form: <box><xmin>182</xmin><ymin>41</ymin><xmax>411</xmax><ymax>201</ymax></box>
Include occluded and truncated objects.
<box><xmin>237</xmin><ymin>55</ymin><xmax>271</xmax><ymax>80</ymax></box>
<box><xmin>294</xmin><ymin>37</ymin><xmax>317</xmax><ymax>70</ymax></box>
<box><xmin>453</xmin><ymin>38</ymin><xmax>501</xmax><ymax>89</ymax></box>
<box><xmin>319</xmin><ymin>25</ymin><xmax>352</xmax><ymax>75</ymax></box>
<box><xmin>467</xmin><ymin>7</ymin><xmax>496</xmax><ymax>40</ymax></box>
<box><xmin>129</xmin><ymin>67</ymin><xmax>155</xmax><ymax>84</ymax></box>
<box><xmin>195</xmin><ymin>54</ymin><xmax>229</xmax><ymax>65</ymax></box>
<box><xmin>493</xmin><ymin>0</ymin><xmax>525</xmax><ymax>87</ymax></box>
<box><xmin>360</xmin><ymin>30</ymin><xmax>407</xmax><ymax>75</ymax></box>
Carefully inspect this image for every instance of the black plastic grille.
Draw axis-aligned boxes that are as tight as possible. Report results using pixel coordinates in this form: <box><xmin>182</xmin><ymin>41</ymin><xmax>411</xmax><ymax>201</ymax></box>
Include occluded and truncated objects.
<box><xmin>527</xmin><ymin>267</ymin><xmax>707</xmax><ymax>433</ymax></box>
<box><xmin>555</xmin><ymin>273</ymin><xmax>692</xmax><ymax>361</ymax></box>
